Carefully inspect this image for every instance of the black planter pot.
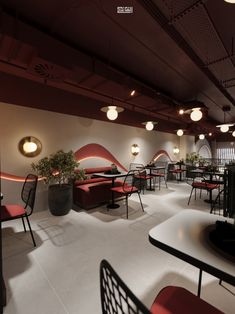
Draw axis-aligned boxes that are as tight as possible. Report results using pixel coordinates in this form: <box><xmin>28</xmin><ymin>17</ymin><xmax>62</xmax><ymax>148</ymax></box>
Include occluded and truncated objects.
<box><xmin>48</xmin><ymin>184</ymin><xmax>73</xmax><ymax>216</ymax></box>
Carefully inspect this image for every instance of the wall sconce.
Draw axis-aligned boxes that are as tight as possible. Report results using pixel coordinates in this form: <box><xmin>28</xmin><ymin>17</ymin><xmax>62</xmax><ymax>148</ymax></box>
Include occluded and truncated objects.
<box><xmin>18</xmin><ymin>136</ymin><xmax>42</xmax><ymax>157</ymax></box>
<box><xmin>173</xmin><ymin>147</ymin><xmax>180</xmax><ymax>154</ymax></box>
<box><xmin>131</xmin><ymin>144</ymin><xmax>140</xmax><ymax>156</ymax></box>
<box><xmin>101</xmin><ymin>104</ymin><xmax>124</xmax><ymax>121</ymax></box>
<box><xmin>142</xmin><ymin>121</ymin><xmax>158</xmax><ymax>131</ymax></box>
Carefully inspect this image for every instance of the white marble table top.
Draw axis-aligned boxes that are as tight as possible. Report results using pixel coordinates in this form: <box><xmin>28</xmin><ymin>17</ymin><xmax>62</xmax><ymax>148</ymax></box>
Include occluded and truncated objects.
<box><xmin>149</xmin><ymin>210</ymin><xmax>235</xmax><ymax>286</ymax></box>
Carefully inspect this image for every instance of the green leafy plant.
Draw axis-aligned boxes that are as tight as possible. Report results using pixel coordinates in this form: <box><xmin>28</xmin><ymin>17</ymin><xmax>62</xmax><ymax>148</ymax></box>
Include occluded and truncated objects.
<box><xmin>186</xmin><ymin>152</ymin><xmax>200</xmax><ymax>165</ymax></box>
<box><xmin>32</xmin><ymin>150</ymin><xmax>84</xmax><ymax>185</ymax></box>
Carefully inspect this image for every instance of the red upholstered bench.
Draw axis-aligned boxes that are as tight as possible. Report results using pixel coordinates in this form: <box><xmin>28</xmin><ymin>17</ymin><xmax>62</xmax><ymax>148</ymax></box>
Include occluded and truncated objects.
<box><xmin>73</xmin><ymin>167</ymin><xmax>123</xmax><ymax>209</ymax></box>
<box><xmin>151</xmin><ymin>286</ymin><xmax>223</xmax><ymax>314</ymax></box>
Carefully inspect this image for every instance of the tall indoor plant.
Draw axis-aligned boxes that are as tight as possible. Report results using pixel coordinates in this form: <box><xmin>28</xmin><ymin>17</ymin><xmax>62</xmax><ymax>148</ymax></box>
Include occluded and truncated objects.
<box><xmin>32</xmin><ymin>150</ymin><xmax>83</xmax><ymax>215</ymax></box>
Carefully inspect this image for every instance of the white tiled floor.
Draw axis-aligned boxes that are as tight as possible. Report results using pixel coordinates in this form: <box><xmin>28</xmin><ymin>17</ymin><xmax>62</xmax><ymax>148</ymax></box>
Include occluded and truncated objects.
<box><xmin>2</xmin><ymin>182</ymin><xmax>235</xmax><ymax>313</ymax></box>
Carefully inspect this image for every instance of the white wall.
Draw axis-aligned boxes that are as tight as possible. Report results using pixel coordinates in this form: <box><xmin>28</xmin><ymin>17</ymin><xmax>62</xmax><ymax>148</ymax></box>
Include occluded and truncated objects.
<box><xmin>0</xmin><ymin>102</ymin><xmax>195</xmax><ymax>211</ymax></box>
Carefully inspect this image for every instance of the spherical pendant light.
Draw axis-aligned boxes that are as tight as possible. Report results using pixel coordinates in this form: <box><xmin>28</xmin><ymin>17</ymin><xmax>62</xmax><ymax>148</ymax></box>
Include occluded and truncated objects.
<box><xmin>190</xmin><ymin>108</ymin><xmax>203</xmax><ymax>121</ymax></box>
<box><xmin>224</xmin><ymin>0</ymin><xmax>235</xmax><ymax>3</ymax></box>
<box><xmin>107</xmin><ymin>106</ymin><xmax>118</xmax><ymax>120</ymax></box>
<box><xmin>199</xmin><ymin>134</ymin><xmax>205</xmax><ymax>140</ymax></box>
<box><xmin>220</xmin><ymin>124</ymin><xmax>229</xmax><ymax>133</ymax></box>
<box><xmin>177</xmin><ymin>129</ymin><xmax>184</xmax><ymax>136</ymax></box>
<box><xmin>232</xmin><ymin>131</ymin><xmax>235</xmax><ymax>137</ymax></box>
<box><xmin>145</xmin><ymin>121</ymin><xmax>154</xmax><ymax>131</ymax></box>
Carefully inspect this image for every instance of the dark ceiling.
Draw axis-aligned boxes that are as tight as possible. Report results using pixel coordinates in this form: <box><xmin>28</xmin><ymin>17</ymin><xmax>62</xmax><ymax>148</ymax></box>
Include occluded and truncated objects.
<box><xmin>0</xmin><ymin>0</ymin><xmax>235</xmax><ymax>140</ymax></box>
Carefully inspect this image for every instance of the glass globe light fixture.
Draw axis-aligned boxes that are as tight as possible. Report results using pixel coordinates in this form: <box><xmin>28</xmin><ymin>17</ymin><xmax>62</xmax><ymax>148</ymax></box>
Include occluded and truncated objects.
<box><xmin>190</xmin><ymin>108</ymin><xmax>203</xmax><ymax>121</ymax></box>
<box><xmin>107</xmin><ymin>106</ymin><xmax>118</xmax><ymax>120</ymax></box>
<box><xmin>224</xmin><ymin>0</ymin><xmax>235</xmax><ymax>3</ymax></box>
<box><xmin>179</xmin><ymin>109</ymin><xmax>184</xmax><ymax>115</ymax></box>
<box><xmin>177</xmin><ymin>129</ymin><xmax>184</xmax><ymax>136</ymax></box>
<box><xmin>145</xmin><ymin>121</ymin><xmax>154</xmax><ymax>131</ymax></box>
<box><xmin>199</xmin><ymin>134</ymin><xmax>205</xmax><ymax>140</ymax></box>
<box><xmin>220</xmin><ymin>124</ymin><xmax>229</xmax><ymax>133</ymax></box>
<box><xmin>232</xmin><ymin>131</ymin><xmax>235</xmax><ymax>137</ymax></box>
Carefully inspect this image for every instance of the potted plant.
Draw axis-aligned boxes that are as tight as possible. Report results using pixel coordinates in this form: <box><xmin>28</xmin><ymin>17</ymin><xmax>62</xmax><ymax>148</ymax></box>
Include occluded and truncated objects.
<box><xmin>32</xmin><ymin>150</ymin><xmax>84</xmax><ymax>216</ymax></box>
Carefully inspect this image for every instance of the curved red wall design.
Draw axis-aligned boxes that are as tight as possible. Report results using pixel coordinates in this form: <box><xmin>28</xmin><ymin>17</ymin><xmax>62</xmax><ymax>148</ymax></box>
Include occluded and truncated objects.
<box><xmin>0</xmin><ymin>172</ymin><xmax>44</xmax><ymax>182</ymax></box>
<box><xmin>75</xmin><ymin>143</ymin><xmax>128</xmax><ymax>172</ymax></box>
<box><xmin>151</xmin><ymin>150</ymin><xmax>173</xmax><ymax>162</ymax></box>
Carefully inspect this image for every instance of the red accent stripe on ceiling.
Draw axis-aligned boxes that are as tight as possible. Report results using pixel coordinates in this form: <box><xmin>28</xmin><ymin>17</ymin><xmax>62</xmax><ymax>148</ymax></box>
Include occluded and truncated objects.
<box><xmin>75</xmin><ymin>143</ymin><xmax>128</xmax><ymax>172</ymax></box>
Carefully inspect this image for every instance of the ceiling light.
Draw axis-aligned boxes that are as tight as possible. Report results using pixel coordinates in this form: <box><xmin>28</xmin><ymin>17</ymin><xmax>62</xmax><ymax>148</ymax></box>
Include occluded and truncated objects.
<box><xmin>199</xmin><ymin>134</ymin><xmax>205</xmax><ymax>140</ymax></box>
<box><xmin>179</xmin><ymin>109</ymin><xmax>184</xmax><ymax>115</ymax></box>
<box><xmin>177</xmin><ymin>129</ymin><xmax>184</xmax><ymax>136</ymax></box>
<box><xmin>216</xmin><ymin>105</ymin><xmax>234</xmax><ymax>133</ymax></box>
<box><xmin>142</xmin><ymin>121</ymin><xmax>158</xmax><ymax>131</ymax></box>
<box><xmin>130</xmin><ymin>90</ymin><xmax>136</xmax><ymax>96</ymax></box>
<box><xmin>146</xmin><ymin>121</ymin><xmax>154</xmax><ymax>131</ymax></box>
<box><xmin>232</xmin><ymin>131</ymin><xmax>235</xmax><ymax>137</ymax></box>
<box><xmin>107</xmin><ymin>106</ymin><xmax>118</xmax><ymax>120</ymax></box>
<box><xmin>209</xmin><ymin>132</ymin><xmax>212</xmax><ymax>136</ymax></box>
<box><xmin>190</xmin><ymin>108</ymin><xmax>203</xmax><ymax>121</ymax></box>
<box><xmin>101</xmin><ymin>105</ymin><xmax>124</xmax><ymax>121</ymax></box>
<box><xmin>224</xmin><ymin>0</ymin><xmax>235</xmax><ymax>3</ymax></box>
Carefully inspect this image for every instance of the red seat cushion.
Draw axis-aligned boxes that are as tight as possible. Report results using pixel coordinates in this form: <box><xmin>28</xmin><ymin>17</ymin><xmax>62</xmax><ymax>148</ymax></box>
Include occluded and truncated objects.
<box><xmin>153</xmin><ymin>173</ymin><xmax>165</xmax><ymax>177</ymax></box>
<box><xmin>110</xmin><ymin>185</ymin><xmax>138</xmax><ymax>194</ymax></box>
<box><xmin>1</xmin><ymin>204</ymin><xmax>26</xmax><ymax>221</ymax></box>
<box><xmin>192</xmin><ymin>182</ymin><xmax>218</xmax><ymax>190</ymax></box>
<box><xmin>151</xmin><ymin>286</ymin><xmax>223</xmax><ymax>314</ymax></box>
<box><xmin>134</xmin><ymin>175</ymin><xmax>153</xmax><ymax>180</ymax></box>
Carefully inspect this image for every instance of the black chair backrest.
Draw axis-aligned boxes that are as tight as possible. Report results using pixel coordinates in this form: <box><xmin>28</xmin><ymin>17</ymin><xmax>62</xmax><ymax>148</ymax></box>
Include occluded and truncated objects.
<box><xmin>21</xmin><ymin>174</ymin><xmax>38</xmax><ymax>214</ymax></box>
<box><xmin>123</xmin><ymin>170</ymin><xmax>142</xmax><ymax>193</ymax></box>
<box><xmin>100</xmin><ymin>259</ymin><xmax>150</xmax><ymax>314</ymax></box>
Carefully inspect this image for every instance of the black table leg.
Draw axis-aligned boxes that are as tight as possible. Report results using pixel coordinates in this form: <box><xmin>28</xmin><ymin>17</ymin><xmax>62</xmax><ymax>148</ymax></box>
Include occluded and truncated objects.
<box><xmin>107</xmin><ymin>178</ymin><xmax>120</xmax><ymax>209</ymax></box>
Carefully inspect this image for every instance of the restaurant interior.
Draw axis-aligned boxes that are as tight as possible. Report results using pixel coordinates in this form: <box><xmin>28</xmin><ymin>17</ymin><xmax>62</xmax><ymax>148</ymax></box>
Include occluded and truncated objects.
<box><xmin>0</xmin><ymin>0</ymin><xmax>235</xmax><ymax>313</ymax></box>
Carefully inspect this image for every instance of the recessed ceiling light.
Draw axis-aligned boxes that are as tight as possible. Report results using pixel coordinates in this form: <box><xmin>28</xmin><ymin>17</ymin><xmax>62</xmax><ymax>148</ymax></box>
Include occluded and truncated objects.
<box><xmin>130</xmin><ymin>90</ymin><xmax>136</xmax><ymax>96</ymax></box>
<box><xmin>179</xmin><ymin>109</ymin><xmax>184</xmax><ymax>115</ymax></box>
<box><xmin>209</xmin><ymin>132</ymin><xmax>212</xmax><ymax>136</ymax></box>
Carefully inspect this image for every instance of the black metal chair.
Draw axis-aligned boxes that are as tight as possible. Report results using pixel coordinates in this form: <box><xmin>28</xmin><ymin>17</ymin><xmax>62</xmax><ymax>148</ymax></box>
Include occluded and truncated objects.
<box><xmin>110</xmin><ymin>170</ymin><xmax>144</xmax><ymax>218</ymax></box>
<box><xmin>100</xmin><ymin>259</ymin><xmax>223</xmax><ymax>314</ymax></box>
<box><xmin>1</xmin><ymin>174</ymin><xmax>38</xmax><ymax>247</ymax></box>
<box><xmin>152</xmin><ymin>162</ymin><xmax>168</xmax><ymax>190</ymax></box>
<box><xmin>129</xmin><ymin>163</ymin><xmax>153</xmax><ymax>193</ymax></box>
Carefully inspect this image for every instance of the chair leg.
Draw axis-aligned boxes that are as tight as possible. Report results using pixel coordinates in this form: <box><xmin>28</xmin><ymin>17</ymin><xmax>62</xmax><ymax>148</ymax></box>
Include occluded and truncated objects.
<box><xmin>21</xmin><ymin>217</ymin><xmax>26</xmax><ymax>232</ymax></box>
<box><xmin>137</xmin><ymin>192</ymin><xmax>144</xmax><ymax>212</ymax></box>
<box><xmin>188</xmin><ymin>187</ymin><xmax>194</xmax><ymax>205</ymax></box>
<box><xmin>164</xmin><ymin>177</ymin><xmax>168</xmax><ymax>188</ymax></box>
<box><xmin>25</xmin><ymin>215</ymin><xmax>36</xmax><ymax>247</ymax></box>
<box><xmin>126</xmin><ymin>195</ymin><xmax>129</xmax><ymax>219</ymax></box>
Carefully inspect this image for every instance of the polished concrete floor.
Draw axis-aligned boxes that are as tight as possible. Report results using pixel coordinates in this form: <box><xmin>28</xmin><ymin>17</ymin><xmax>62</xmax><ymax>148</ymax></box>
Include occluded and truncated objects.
<box><xmin>2</xmin><ymin>181</ymin><xmax>235</xmax><ymax>313</ymax></box>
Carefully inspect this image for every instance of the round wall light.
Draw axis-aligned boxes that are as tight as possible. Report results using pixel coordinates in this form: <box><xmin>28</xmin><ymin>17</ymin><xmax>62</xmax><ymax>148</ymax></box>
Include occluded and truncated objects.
<box><xmin>101</xmin><ymin>105</ymin><xmax>124</xmax><ymax>121</ymax></box>
<box><xmin>190</xmin><ymin>108</ymin><xmax>203</xmax><ymax>122</ymax></box>
<box><xmin>232</xmin><ymin>131</ymin><xmax>235</xmax><ymax>137</ymax></box>
<box><xmin>173</xmin><ymin>147</ymin><xmax>180</xmax><ymax>154</ymax></box>
<box><xmin>199</xmin><ymin>134</ymin><xmax>205</xmax><ymax>140</ymax></box>
<box><xmin>224</xmin><ymin>0</ymin><xmax>235</xmax><ymax>3</ymax></box>
<box><xmin>18</xmin><ymin>136</ymin><xmax>42</xmax><ymax>157</ymax></box>
<box><xmin>177</xmin><ymin>129</ymin><xmax>184</xmax><ymax>136</ymax></box>
<box><xmin>131</xmin><ymin>144</ymin><xmax>140</xmax><ymax>156</ymax></box>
